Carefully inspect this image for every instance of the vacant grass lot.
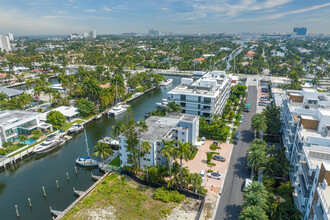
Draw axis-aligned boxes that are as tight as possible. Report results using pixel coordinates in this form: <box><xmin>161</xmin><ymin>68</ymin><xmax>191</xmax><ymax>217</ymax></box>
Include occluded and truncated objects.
<box><xmin>63</xmin><ymin>174</ymin><xmax>178</xmax><ymax>220</ymax></box>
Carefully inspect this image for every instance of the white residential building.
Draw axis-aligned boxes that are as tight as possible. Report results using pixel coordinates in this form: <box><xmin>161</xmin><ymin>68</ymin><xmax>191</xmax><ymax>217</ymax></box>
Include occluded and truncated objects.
<box><xmin>281</xmin><ymin>88</ymin><xmax>330</xmax><ymax>220</ymax></box>
<box><xmin>7</xmin><ymin>33</ymin><xmax>14</xmax><ymax>41</ymax></box>
<box><xmin>168</xmin><ymin>71</ymin><xmax>232</xmax><ymax>121</ymax></box>
<box><xmin>0</xmin><ymin>35</ymin><xmax>11</xmax><ymax>52</ymax></box>
<box><xmin>39</xmin><ymin>106</ymin><xmax>80</xmax><ymax>122</ymax></box>
<box><xmin>118</xmin><ymin>113</ymin><xmax>199</xmax><ymax>168</ymax></box>
<box><xmin>0</xmin><ymin>110</ymin><xmax>53</xmax><ymax>147</ymax></box>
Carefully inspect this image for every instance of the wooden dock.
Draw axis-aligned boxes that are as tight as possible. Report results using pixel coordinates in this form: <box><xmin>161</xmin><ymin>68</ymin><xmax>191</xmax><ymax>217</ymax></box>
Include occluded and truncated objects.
<box><xmin>50</xmin><ymin>207</ymin><xmax>63</xmax><ymax>217</ymax></box>
<box><xmin>91</xmin><ymin>173</ymin><xmax>102</xmax><ymax>181</ymax></box>
<box><xmin>73</xmin><ymin>188</ymin><xmax>85</xmax><ymax>197</ymax></box>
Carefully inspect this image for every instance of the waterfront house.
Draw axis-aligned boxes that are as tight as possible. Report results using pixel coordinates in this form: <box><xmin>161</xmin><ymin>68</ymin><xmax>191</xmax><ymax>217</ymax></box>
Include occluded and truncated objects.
<box><xmin>168</xmin><ymin>71</ymin><xmax>232</xmax><ymax>121</ymax></box>
<box><xmin>39</xmin><ymin>106</ymin><xmax>80</xmax><ymax>122</ymax></box>
<box><xmin>0</xmin><ymin>110</ymin><xmax>53</xmax><ymax>147</ymax></box>
<box><xmin>280</xmin><ymin>88</ymin><xmax>330</xmax><ymax>219</ymax></box>
<box><xmin>118</xmin><ymin>113</ymin><xmax>199</xmax><ymax>169</ymax></box>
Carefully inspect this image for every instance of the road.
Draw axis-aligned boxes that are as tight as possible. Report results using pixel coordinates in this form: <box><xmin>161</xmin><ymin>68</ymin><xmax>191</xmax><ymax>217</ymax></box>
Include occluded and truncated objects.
<box><xmin>215</xmin><ymin>85</ymin><xmax>257</xmax><ymax>220</ymax></box>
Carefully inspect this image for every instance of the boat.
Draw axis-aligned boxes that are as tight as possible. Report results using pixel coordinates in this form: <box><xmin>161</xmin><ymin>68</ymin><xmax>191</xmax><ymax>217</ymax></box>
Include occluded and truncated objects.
<box><xmin>159</xmin><ymin>79</ymin><xmax>173</xmax><ymax>86</ymax></box>
<box><xmin>76</xmin><ymin>130</ymin><xmax>99</xmax><ymax>167</ymax></box>
<box><xmin>68</xmin><ymin>123</ymin><xmax>84</xmax><ymax>134</ymax></box>
<box><xmin>33</xmin><ymin>132</ymin><xmax>64</xmax><ymax>154</ymax></box>
<box><xmin>156</xmin><ymin>101</ymin><xmax>168</xmax><ymax>107</ymax></box>
<box><xmin>108</xmin><ymin>105</ymin><xmax>128</xmax><ymax>116</ymax></box>
<box><xmin>98</xmin><ymin>137</ymin><xmax>119</xmax><ymax>146</ymax></box>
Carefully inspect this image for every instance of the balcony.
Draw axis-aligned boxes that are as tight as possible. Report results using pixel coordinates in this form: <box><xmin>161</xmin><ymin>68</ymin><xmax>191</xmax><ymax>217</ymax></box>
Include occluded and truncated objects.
<box><xmin>317</xmin><ymin>183</ymin><xmax>330</xmax><ymax>219</ymax></box>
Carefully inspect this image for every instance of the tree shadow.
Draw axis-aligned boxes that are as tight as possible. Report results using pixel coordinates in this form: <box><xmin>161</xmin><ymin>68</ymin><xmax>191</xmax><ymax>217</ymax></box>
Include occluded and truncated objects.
<box><xmin>222</xmin><ymin>204</ymin><xmax>241</xmax><ymax>220</ymax></box>
<box><xmin>239</xmin><ymin>129</ymin><xmax>253</xmax><ymax>143</ymax></box>
<box><xmin>233</xmin><ymin>156</ymin><xmax>250</xmax><ymax>179</ymax></box>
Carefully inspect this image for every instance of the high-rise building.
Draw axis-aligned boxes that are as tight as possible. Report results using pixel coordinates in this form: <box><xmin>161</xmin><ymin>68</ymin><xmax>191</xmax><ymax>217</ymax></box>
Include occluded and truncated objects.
<box><xmin>293</xmin><ymin>27</ymin><xmax>307</xmax><ymax>36</ymax></box>
<box><xmin>7</xmin><ymin>33</ymin><xmax>14</xmax><ymax>41</ymax></box>
<box><xmin>148</xmin><ymin>29</ymin><xmax>159</xmax><ymax>36</ymax></box>
<box><xmin>89</xmin><ymin>29</ymin><xmax>97</xmax><ymax>38</ymax></box>
<box><xmin>0</xmin><ymin>35</ymin><xmax>12</xmax><ymax>52</ymax></box>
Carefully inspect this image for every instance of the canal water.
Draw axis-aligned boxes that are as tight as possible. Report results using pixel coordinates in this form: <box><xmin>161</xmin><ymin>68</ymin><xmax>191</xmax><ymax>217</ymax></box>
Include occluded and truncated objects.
<box><xmin>0</xmin><ymin>75</ymin><xmax>182</xmax><ymax>220</ymax></box>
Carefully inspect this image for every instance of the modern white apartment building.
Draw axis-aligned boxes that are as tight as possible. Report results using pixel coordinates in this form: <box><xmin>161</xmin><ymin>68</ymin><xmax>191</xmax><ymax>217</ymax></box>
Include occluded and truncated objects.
<box><xmin>0</xmin><ymin>35</ymin><xmax>12</xmax><ymax>52</ymax></box>
<box><xmin>281</xmin><ymin>88</ymin><xmax>330</xmax><ymax>220</ymax></box>
<box><xmin>168</xmin><ymin>71</ymin><xmax>232</xmax><ymax>121</ymax></box>
<box><xmin>118</xmin><ymin>113</ymin><xmax>199</xmax><ymax>168</ymax></box>
<box><xmin>0</xmin><ymin>110</ymin><xmax>53</xmax><ymax>147</ymax></box>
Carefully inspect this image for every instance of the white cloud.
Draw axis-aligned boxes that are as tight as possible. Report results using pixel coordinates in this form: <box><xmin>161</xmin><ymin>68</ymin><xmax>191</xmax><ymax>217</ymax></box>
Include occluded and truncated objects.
<box><xmin>85</xmin><ymin>9</ymin><xmax>97</xmax><ymax>13</ymax></box>
<box><xmin>104</xmin><ymin>7</ymin><xmax>112</xmax><ymax>12</ymax></box>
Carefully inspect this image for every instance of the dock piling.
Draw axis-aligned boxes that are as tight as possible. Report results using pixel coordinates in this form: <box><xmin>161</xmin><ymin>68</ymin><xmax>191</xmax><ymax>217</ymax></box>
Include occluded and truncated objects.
<box><xmin>75</xmin><ymin>166</ymin><xmax>77</xmax><ymax>175</ymax></box>
<box><xmin>42</xmin><ymin>186</ymin><xmax>47</xmax><ymax>197</ymax></box>
<box><xmin>28</xmin><ymin>198</ymin><xmax>32</xmax><ymax>207</ymax></box>
<box><xmin>66</xmin><ymin>172</ymin><xmax>70</xmax><ymax>181</ymax></box>
<box><xmin>56</xmin><ymin>180</ymin><xmax>59</xmax><ymax>189</ymax></box>
<box><xmin>15</xmin><ymin>205</ymin><xmax>19</xmax><ymax>218</ymax></box>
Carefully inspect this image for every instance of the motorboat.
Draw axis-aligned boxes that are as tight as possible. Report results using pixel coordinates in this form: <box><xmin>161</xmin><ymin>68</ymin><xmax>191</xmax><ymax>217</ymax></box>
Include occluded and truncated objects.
<box><xmin>75</xmin><ymin>130</ymin><xmax>99</xmax><ymax>167</ymax></box>
<box><xmin>159</xmin><ymin>79</ymin><xmax>173</xmax><ymax>86</ymax></box>
<box><xmin>108</xmin><ymin>105</ymin><xmax>128</xmax><ymax>116</ymax></box>
<box><xmin>98</xmin><ymin>137</ymin><xmax>119</xmax><ymax>146</ymax></box>
<box><xmin>68</xmin><ymin>123</ymin><xmax>84</xmax><ymax>134</ymax></box>
<box><xmin>156</xmin><ymin>101</ymin><xmax>168</xmax><ymax>107</ymax></box>
<box><xmin>76</xmin><ymin>156</ymin><xmax>99</xmax><ymax>167</ymax></box>
<box><xmin>33</xmin><ymin>132</ymin><xmax>64</xmax><ymax>154</ymax></box>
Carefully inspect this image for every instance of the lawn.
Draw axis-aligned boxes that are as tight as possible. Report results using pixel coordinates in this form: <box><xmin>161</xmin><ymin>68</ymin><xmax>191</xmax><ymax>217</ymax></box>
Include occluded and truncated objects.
<box><xmin>63</xmin><ymin>174</ymin><xmax>179</xmax><ymax>220</ymax></box>
<box><xmin>109</xmin><ymin>156</ymin><xmax>120</xmax><ymax>167</ymax></box>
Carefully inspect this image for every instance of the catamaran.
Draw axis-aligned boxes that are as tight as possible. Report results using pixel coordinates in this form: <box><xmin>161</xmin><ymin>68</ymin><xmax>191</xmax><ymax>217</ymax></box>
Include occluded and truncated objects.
<box><xmin>75</xmin><ymin>130</ymin><xmax>99</xmax><ymax>167</ymax></box>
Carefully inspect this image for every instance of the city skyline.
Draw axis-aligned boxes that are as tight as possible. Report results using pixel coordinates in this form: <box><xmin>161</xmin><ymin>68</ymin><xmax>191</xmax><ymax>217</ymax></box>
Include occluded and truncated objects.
<box><xmin>0</xmin><ymin>0</ymin><xmax>330</xmax><ymax>35</ymax></box>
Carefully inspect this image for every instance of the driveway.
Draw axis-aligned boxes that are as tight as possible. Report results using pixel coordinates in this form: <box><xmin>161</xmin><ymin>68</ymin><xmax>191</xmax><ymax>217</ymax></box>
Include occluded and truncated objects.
<box><xmin>180</xmin><ymin>140</ymin><xmax>233</xmax><ymax>196</ymax></box>
<box><xmin>215</xmin><ymin>85</ymin><xmax>257</xmax><ymax>220</ymax></box>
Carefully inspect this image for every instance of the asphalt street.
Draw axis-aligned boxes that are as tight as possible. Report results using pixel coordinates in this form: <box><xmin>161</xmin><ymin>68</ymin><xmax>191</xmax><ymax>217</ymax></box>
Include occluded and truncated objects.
<box><xmin>215</xmin><ymin>85</ymin><xmax>258</xmax><ymax>220</ymax></box>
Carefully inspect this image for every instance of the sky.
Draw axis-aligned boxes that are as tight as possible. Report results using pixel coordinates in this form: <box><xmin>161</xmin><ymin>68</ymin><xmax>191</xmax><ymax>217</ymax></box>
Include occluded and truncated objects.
<box><xmin>0</xmin><ymin>0</ymin><xmax>330</xmax><ymax>35</ymax></box>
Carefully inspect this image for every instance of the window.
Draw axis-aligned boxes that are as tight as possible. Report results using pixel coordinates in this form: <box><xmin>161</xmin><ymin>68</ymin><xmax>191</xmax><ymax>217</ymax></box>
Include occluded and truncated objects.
<box><xmin>182</xmin><ymin>139</ymin><xmax>184</xmax><ymax>142</ymax></box>
<box><xmin>119</xmin><ymin>153</ymin><xmax>122</xmax><ymax>156</ymax></box>
<box><xmin>143</xmin><ymin>158</ymin><xmax>146</xmax><ymax>160</ymax></box>
<box><xmin>182</xmin><ymin>132</ymin><xmax>184</xmax><ymax>135</ymax></box>
<box><xmin>147</xmin><ymin>159</ymin><xmax>150</xmax><ymax>161</ymax></box>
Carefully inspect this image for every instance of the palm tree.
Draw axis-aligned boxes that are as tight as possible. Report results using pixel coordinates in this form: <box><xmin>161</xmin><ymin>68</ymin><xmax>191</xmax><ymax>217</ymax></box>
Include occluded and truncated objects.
<box><xmin>136</xmin><ymin>119</ymin><xmax>148</xmax><ymax>171</ymax></box>
<box><xmin>251</xmin><ymin>113</ymin><xmax>267</xmax><ymax>138</ymax></box>
<box><xmin>160</xmin><ymin>140</ymin><xmax>176</xmax><ymax>178</ymax></box>
<box><xmin>248</xmin><ymin>139</ymin><xmax>267</xmax><ymax>152</ymax></box>
<box><xmin>141</xmin><ymin>141</ymin><xmax>152</xmax><ymax>180</ymax></box>
<box><xmin>247</xmin><ymin>149</ymin><xmax>266</xmax><ymax>176</ymax></box>
<box><xmin>243</xmin><ymin>192</ymin><xmax>268</xmax><ymax>210</ymax></box>
<box><xmin>0</xmin><ymin>92</ymin><xmax>8</xmax><ymax>101</ymax></box>
<box><xmin>18</xmin><ymin>135</ymin><xmax>29</xmax><ymax>145</ymax></box>
<box><xmin>188</xmin><ymin>173</ymin><xmax>202</xmax><ymax>193</ymax></box>
<box><xmin>111</xmin><ymin>121</ymin><xmax>124</xmax><ymax>140</ymax></box>
<box><xmin>2</xmin><ymin>141</ymin><xmax>13</xmax><ymax>149</ymax></box>
<box><xmin>167</xmin><ymin>101</ymin><xmax>181</xmax><ymax>113</ymax></box>
<box><xmin>92</xmin><ymin>143</ymin><xmax>113</xmax><ymax>162</ymax></box>
<box><xmin>174</xmin><ymin>141</ymin><xmax>192</xmax><ymax>190</ymax></box>
<box><xmin>244</xmin><ymin>181</ymin><xmax>268</xmax><ymax>196</ymax></box>
<box><xmin>239</xmin><ymin>205</ymin><xmax>268</xmax><ymax>220</ymax></box>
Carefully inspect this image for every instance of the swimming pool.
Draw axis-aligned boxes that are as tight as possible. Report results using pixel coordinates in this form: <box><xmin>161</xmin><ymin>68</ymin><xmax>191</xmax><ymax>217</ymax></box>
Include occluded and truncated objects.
<box><xmin>14</xmin><ymin>137</ymin><xmax>36</xmax><ymax>145</ymax></box>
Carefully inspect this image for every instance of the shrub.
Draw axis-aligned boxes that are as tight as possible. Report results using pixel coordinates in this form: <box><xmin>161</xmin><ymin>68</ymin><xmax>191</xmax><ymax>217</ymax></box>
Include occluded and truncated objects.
<box><xmin>210</xmin><ymin>144</ymin><xmax>219</xmax><ymax>151</ymax></box>
<box><xmin>31</xmin><ymin>130</ymin><xmax>43</xmax><ymax>140</ymax></box>
<box><xmin>154</xmin><ymin>187</ymin><xmax>185</xmax><ymax>203</ymax></box>
<box><xmin>0</xmin><ymin>148</ymin><xmax>7</xmax><ymax>155</ymax></box>
<box><xmin>207</xmin><ymin>169</ymin><xmax>213</xmax><ymax>173</ymax></box>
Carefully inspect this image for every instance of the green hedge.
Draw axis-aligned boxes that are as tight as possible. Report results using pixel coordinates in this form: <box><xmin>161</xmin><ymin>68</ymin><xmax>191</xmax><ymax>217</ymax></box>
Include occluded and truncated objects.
<box><xmin>154</xmin><ymin>187</ymin><xmax>185</xmax><ymax>203</ymax></box>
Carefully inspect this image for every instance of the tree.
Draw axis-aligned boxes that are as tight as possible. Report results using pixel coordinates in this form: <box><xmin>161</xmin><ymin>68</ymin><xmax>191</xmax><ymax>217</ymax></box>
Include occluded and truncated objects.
<box><xmin>18</xmin><ymin>135</ymin><xmax>29</xmax><ymax>145</ymax></box>
<box><xmin>239</xmin><ymin>205</ymin><xmax>268</xmax><ymax>220</ymax></box>
<box><xmin>136</xmin><ymin>119</ymin><xmax>148</xmax><ymax>171</ymax></box>
<box><xmin>174</xmin><ymin>141</ymin><xmax>192</xmax><ymax>190</ymax></box>
<box><xmin>111</xmin><ymin>121</ymin><xmax>124</xmax><ymax>140</ymax></box>
<box><xmin>76</xmin><ymin>99</ymin><xmax>96</xmax><ymax>117</ymax></box>
<box><xmin>46</xmin><ymin>110</ymin><xmax>66</xmax><ymax>128</ymax></box>
<box><xmin>247</xmin><ymin>149</ymin><xmax>266</xmax><ymax>176</ymax></box>
<box><xmin>0</xmin><ymin>92</ymin><xmax>8</xmax><ymax>101</ymax></box>
<box><xmin>141</xmin><ymin>141</ymin><xmax>152</xmax><ymax>180</ymax></box>
<box><xmin>93</xmin><ymin>143</ymin><xmax>113</xmax><ymax>162</ymax></box>
<box><xmin>188</xmin><ymin>173</ymin><xmax>202</xmax><ymax>192</ymax></box>
<box><xmin>251</xmin><ymin>113</ymin><xmax>267</xmax><ymax>138</ymax></box>
<box><xmin>167</xmin><ymin>101</ymin><xmax>181</xmax><ymax>113</ymax></box>
<box><xmin>243</xmin><ymin>192</ymin><xmax>268</xmax><ymax>210</ymax></box>
<box><xmin>2</xmin><ymin>141</ymin><xmax>13</xmax><ymax>149</ymax></box>
<box><xmin>123</xmin><ymin>108</ymin><xmax>139</xmax><ymax>170</ymax></box>
<box><xmin>161</xmin><ymin>140</ymin><xmax>176</xmax><ymax>179</ymax></box>
<box><xmin>31</xmin><ymin>130</ymin><xmax>43</xmax><ymax>140</ymax></box>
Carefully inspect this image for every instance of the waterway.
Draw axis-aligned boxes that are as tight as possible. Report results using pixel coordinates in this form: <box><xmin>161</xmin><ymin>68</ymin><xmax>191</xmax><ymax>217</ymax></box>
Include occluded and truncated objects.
<box><xmin>0</xmin><ymin>75</ymin><xmax>182</xmax><ymax>220</ymax></box>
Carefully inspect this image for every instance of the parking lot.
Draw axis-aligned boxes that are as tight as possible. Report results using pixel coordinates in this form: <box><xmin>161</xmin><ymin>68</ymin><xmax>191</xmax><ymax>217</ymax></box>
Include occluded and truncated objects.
<box><xmin>257</xmin><ymin>85</ymin><xmax>270</xmax><ymax>113</ymax></box>
<box><xmin>180</xmin><ymin>140</ymin><xmax>233</xmax><ymax>196</ymax></box>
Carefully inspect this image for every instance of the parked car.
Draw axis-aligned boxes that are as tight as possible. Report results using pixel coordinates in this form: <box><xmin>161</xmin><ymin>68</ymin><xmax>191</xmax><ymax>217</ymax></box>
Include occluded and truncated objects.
<box><xmin>207</xmin><ymin>172</ymin><xmax>222</xmax><ymax>180</ymax></box>
<box><xmin>233</xmin><ymin>139</ymin><xmax>238</xmax><ymax>144</ymax></box>
<box><xmin>260</xmin><ymin>96</ymin><xmax>269</xmax><ymax>101</ymax></box>
<box><xmin>261</xmin><ymin>88</ymin><xmax>268</xmax><ymax>93</ymax></box>
<box><xmin>213</xmin><ymin>140</ymin><xmax>219</xmax><ymax>146</ymax></box>
<box><xmin>239</xmin><ymin>119</ymin><xmax>243</xmax><ymax>123</ymax></box>
<box><xmin>243</xmin><ymin>178</ymin><xmax>253</xmax><ymax>191</ymax></box>
<box><xmin>200</xmin><ymin>170</ymin><xmax>206</xmax><ymax>180</ymax></box>
<box><xmin>258</xmin><ymin>101</ymin><xmax>267</xmax><ymax>106</ymax></box>
<box><xmin>240</xmin><ymin>114</ymin><xmax>243</xmax><ymax>119</ymax></box>
<box><xmin>235</xmin><ymin>130</ymin><xmax>240</xmax><ymax>139</ymax></box>
<box><xmin>200</xmin><ymin>137</ymin><xmax>206</xmax><ymax>145</ymax></box>
<box><xmin>213</xmin><ymin>155</ymin><xmax>226</xmax><ymax>162</ymax></box>
<box><xmin>253</xmin><ymin>78</ymin><xmax>257</xmax><ymax>81</ymax></box>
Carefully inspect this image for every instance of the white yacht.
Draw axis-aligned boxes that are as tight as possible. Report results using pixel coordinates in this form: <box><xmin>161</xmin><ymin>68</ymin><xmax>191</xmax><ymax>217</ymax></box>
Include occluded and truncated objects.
<box><xmin>76</xmin><ymin>130</ymin><xmax>99</xmax><ymax>167</ymax></box>
<box><xmin>98</xmin><ymin>137</ymin><xmax>119</xmax><ymax>146</ymax></box>
<box><xmin>68</xmin><ymin>123</ymin><xmax>84</xmax><ymax>134</ymax></box>
<box><xmin>108</xmin><ymin>105</ymin><xmax>128</xmax><ymax>116</ymax></box>
<box><xmin>160</xmin><ymin>79</ymin><xmax>173</xmax><ymax>86</ymax></box>
<box><xmin>33</xmin><ymin>132</ymin><xmax>64</xmax><ymax>154</ymax></box>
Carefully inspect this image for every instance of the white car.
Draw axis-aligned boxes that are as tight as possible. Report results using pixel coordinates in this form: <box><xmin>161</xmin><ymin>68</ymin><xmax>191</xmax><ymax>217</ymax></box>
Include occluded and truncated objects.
<box><xmin>201</xmin><ymin>137</ymin><xmax>206</xmax><ymax>145</ymax></box>
<box><xmin>207</xmin><ymin>172</ymin><xmax>222</xmax><ymax>180</ymax></box>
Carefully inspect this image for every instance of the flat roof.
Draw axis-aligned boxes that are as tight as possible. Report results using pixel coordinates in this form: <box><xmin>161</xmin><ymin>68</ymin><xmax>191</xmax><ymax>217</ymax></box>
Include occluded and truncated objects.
<box><xmin>0</xmin><ymin>87</ymin><xmax>24</xmax><ymax>98</ymax></box>
<box><xmin>0</xmin><ymin>110</ymin><xmax>40</xmax><ymax>127</ymax></box>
